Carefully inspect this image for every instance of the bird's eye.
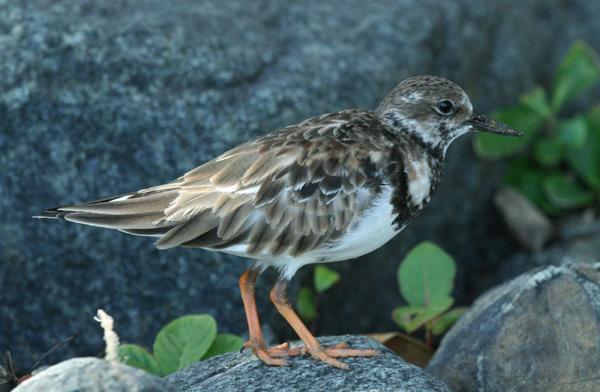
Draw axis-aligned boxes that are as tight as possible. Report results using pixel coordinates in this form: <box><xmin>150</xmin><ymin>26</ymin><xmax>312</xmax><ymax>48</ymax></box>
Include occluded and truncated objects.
<box><xmin>435</xmin><ymin>99</ymin><xmax>455</xmax><ymax>116</ymax></box>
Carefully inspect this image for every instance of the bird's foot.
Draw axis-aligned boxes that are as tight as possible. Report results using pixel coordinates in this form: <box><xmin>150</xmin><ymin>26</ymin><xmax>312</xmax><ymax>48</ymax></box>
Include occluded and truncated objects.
<box><xmin>243</xmin><ymin>340</ymin><xmax>290</xmax><ymax>366</ymax></box>
<box><xmin>244</xmin><ymin>340</ymin><xmax>378</xmax><ymax>369</ymax></box>
<box><xmin>267</xmin><ymin>341</ymin><xmax>379</xmax><ymax>369</ymax></box>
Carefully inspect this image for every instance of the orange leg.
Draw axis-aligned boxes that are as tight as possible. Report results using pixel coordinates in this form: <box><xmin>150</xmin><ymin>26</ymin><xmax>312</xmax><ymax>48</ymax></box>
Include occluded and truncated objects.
<box><xmin>269</xmin><ymin>279</ymin><xmax>378</xmax><ymax>369</ymax></box>
<box><xmin>239</xmin><ymin>269</ymin><xmax>288</xmax><ymax>366</ymax></box>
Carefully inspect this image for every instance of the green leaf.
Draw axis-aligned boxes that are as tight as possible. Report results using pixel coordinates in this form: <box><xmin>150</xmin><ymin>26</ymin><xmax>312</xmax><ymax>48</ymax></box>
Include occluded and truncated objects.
<box><xmin>473</xmin><ymin>106</ymin><xmax>543</xmax><ymax>159</ymax></box>
<box><xmin>392</xmin><ymin>298</ymin><xmax>453</xmax><ymax>333</ymax></box>
<box><xmin>504</xmin><ymin>159</ymin><xmax>563</xmax><ymax>215</ymax></box>
<box><xmin>397</xmin><ymin>242</ymin><xmax>456</xmax><ymax>307</ymax></box>
<box><xmin>543</xmin><ymin>173</ymin><xmax>595</xmax><ymax>209</ymax></box>
<box><xmin>551</xmin><ymin>41</ymin><xmax>600</xmax><ymax>112</ymax></box>
<box><xmin>202</xmin><ymin>333</ymin><xmax>244</xmax><ymax>360</ymax></box>
<box><xmin>296</xmin><ymin>287</ymin><xmax>317</xmax><ymax>321</ymax></box>
<box><xmin>430</xmin><ymin>307</ymin><xmax>467</xmax><ymax>336</ymax></box>
<box><xmin>533</xmin><ymin>138</ymin><xmax>563</xmax><ymax>167</ymax></box>
<box><xmin>557</xmin><ymin>116</ymin><xmax>588</xmax><ymax>148</ymax></box>
<box><xmin>588</xmin><ymin>104</ymin><xmax>600</xmax><ymax>129</ymax></box>
<box><xmin>153</xmin><ymin>314</ymin><xmax>217</xmax><ymax>375</ymax></box>
<box><xmin>566</xmin><ymin>106</ymin><xmax>600</xmax><ymax>191</ymax></box>
<box><xmin>392</xmin><ymin>306</ymin><xmax>420</xmax><ymax>332</ymax></box>
<box><xmin>520</xmin><ymin>87</ymin><xmax>551</xmax><ymax>119</ymax></box>
<box><xmin>313</xmin><ymin>265</ymin><xmax>340</xmax><ymax>293</ymax></box>
<box><xmin>118</xmin><ymin>344</ymin><xmax>161</xmax><ymax>376</ymax></box>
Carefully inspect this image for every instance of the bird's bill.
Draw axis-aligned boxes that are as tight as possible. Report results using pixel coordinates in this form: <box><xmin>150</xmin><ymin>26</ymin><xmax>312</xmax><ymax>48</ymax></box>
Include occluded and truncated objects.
<box><xmin>467</xmin><ymin>114</ymin><xmax>523</xmax><ymax>136</ymax></box>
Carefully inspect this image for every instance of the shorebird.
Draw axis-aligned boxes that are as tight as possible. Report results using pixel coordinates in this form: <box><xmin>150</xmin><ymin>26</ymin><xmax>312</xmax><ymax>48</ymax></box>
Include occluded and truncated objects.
<box><xmin>40</xmin><ymin>75</ymin><xmax>522</xmax><ymax>369</ymax></box>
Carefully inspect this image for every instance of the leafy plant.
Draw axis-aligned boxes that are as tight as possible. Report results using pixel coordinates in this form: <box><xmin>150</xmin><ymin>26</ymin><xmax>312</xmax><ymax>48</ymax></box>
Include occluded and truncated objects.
<box><xmin>474</xmin><ymin>41</ymin><xmax>600</xmax><ymax>215</ymax></box>
<box><xmin>118</xmin><ymin>314</ymin><xmax>243</xmax><ymax>376</ymax></box>
<box><xmin>392</xmin><ymin>242</ymin><xmax>465</xmax><ymax>347</ymax></box>
<box><xmin>296</xmin><ymin>265</ymin><xmax>341</xmax><ymax>330</ymax></box>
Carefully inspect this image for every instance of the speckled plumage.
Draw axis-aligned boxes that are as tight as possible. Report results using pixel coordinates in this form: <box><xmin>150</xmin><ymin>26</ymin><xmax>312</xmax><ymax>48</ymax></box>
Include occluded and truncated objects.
<box><xmin>40</xmin><ymin>75</ymin><xmax>522</xmax><ymax>369</ymax></box>
<box><xmin>40</xmin><ymin>75</ymin><xmax>521</xmax><ymax>280</ymax></box>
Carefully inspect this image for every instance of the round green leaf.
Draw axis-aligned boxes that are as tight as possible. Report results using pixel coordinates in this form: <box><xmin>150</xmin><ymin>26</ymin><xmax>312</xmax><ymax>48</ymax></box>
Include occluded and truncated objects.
<box><xmin>551</xmin><ymin>41</ymin><xmax>600</xmax><ymax>112</ymax></box>
<box><xmin>153</xmin><ymin>314</ymin><xmax>217</xmax><ymax>375</ymax></box>
<box><xmin>313</xmin><ymin>265</ymin><xmax>341</xmax><ymax>293</ymax></box>
<box><xmin>474</xmin><ymin>106</ymin><xmax>542</xmax><ymax>159</ymax></box>
<box><xmin>504</xmin><ymin>159</ymin><xmax>564</xmax><ymax>215</ymax></box>
<box><xmin>118</xmin><ymin>344</ymin><xmax>161</xmax><ymax>376</ymax></box>
<box><xmin>566</xmin><ymin>106</ymin><xmax>600</xmax><ymax>191</ymax></box>
<box><xmin>557</xmin><ymin>116</ymin><xmax>588</xmax><ymax>148</ymax></box>
<box><xmin>397</xmin><ymin>242</ymin><xmax>456</xmax><ymax>307</ymax></box>
<box><xmin>533</xmin><ymin>138</ymin><xmax>563</xmax><ymax>167</ymax></box>
<box><xmin>543</xmin><ymin>174</ymin><xmax>595</xmax><ymax>209</ymax></box>
<box><xmin>430</xmin><ymin>307</ymin><xmax>467</xmax><ymax>336</ymax></box>
<box><xmin>519</xmin><ymin>87</ymin><xmax>551</xmax><ymax>118</ymax></box>
<box><xmin>392</xmin><ymin>298</ymin><xmax>453</xmax><ymax>333</ymax></box>
<box><xmin>202</xmin><ymin>333</ymin><xmax>244</xmax><ymax>360</ymax></box>
<box><xmin>296</xmin><ymin>287</ymin><xmax>316</xmax><ymax>321</ymax></box>
<box><xmin>392</xmin><ymin>306</ymin><xmax>420</xmax><ymax>332</ymax></box>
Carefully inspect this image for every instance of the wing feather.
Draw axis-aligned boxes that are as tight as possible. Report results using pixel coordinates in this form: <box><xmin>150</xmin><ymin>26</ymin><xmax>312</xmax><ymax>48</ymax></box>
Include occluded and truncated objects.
<box><xmin>43</xmin><ymin>110</ymin><xmax>393</xmax><ymax>260</ymax></box>
<box><xmin>155</xmin><ymin>211</ymin><xmax>219</xmax><ymax>249</ymax></box>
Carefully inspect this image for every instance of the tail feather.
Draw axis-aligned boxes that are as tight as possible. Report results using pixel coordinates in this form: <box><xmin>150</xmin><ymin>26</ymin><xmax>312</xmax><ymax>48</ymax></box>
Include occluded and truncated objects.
<box><xmin>58</xmin><ymin>191</ymin><xmax>176</xmax><ymax>215</ymax></box>
<box><xmin>120</xmin><ymin>227</ymin><xmax>172</xmax><ymax>237</ymax></box>
<box><xmin>35</xmin><ymin>208</ymin><xmax>70</xmax><ymax>219</ymax></box>
<box><xmin>36</xmin><ymin>190</ymin><xmax>178</xmax><ymax>234</ymax></box>
<box><xmin>37</xmin><ymin>187</ymin><xmax>237</xmax><ymax>248</ymax></box>
<box><xmin>64</xmin><ymin>211</ymin><xmax>170</xmax><ymax>230</ymax></box>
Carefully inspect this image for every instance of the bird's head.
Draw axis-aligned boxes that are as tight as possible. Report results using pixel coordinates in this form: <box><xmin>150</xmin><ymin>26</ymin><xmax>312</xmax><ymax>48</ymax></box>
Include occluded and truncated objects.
<box><xmin>376</xmin><ymin>75</ymin><xmax>522</xmax><ymax>156</ymax></box>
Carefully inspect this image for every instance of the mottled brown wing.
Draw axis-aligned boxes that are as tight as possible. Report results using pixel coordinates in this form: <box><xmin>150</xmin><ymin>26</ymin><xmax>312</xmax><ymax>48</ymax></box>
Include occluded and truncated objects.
<box><xmin>45</xmin><ymin>110</ymin><xmax>392</xmax><ymax>258</ymax></box>
<box><xmin>154</xmin><ymin>110</ymin><xmax>391</xmax><ymax>257</ymax></box>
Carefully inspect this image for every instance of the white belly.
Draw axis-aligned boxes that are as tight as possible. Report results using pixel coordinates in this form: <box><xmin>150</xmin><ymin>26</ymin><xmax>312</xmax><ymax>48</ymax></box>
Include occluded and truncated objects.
<box><xmin>229</xmin><ymin>185</ymin><xmax>403</xmax><ymax>279</ymax></box>
<box><xmin>320</xmin><ymin>185</ymin><xmax>401</xmax><ymax>262</ymax></box>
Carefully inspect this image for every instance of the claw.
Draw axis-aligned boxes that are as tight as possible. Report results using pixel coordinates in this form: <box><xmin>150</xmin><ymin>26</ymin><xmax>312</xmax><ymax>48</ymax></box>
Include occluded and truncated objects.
<box><xmin>323</xmin><ymin>347</ymin><xmax>378</xmax><ymax>358</ymax></box>
<box><xmin>269</xmin><ymin>342</ymin><xmax>290</xmax><ymax>350</ymax></box>
<box><xmin>308</xmin><ymin>348</ymin><xmax>350</xmax><ymax>369</ymax></box>
<box><xmin>254</xmin><ymin>347</ymin><xmax>289</xmax><ymax>366</ymax></box>
<box><xmin>245</xmin><ymin>340</ymin><xmax>290</xmax><ymax>366</ymax></box>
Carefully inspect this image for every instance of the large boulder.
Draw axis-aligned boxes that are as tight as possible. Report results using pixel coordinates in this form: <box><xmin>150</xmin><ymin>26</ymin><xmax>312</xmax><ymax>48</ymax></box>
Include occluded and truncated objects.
<box><xmin>1</xmin><ymin>0</ymin><xmax>600</xmax><ymax>367</ymax></box>
<box><xmin>427</xmin><ymin>263</ymin><xmax>600</xmax><ymax>391</ymax></box>
<box><xmin>13</xmin><ymin>357</ymin><xmax>176</xmax><ymax>392</ymax></box>
<box><xmin>166</xmin><ymin>335</ymin><xmax>451</xmax><ymax>392</ymax></box>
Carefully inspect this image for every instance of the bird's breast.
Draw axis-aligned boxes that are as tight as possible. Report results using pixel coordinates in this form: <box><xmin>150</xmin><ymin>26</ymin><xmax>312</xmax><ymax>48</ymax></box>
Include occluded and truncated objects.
<box><xmin>405</xmin><ymin>157</ymin><xmax>433</xmax><ymax>207</ymax></box>
<box><xmin>323</xmin><ymin>184</ymin><xmax>402</xmax><ymax>262</ymax></box>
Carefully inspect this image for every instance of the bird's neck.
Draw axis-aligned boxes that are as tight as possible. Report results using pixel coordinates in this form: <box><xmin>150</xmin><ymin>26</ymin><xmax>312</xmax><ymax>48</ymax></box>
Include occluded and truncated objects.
<box><xmin>382</xmin><ymin>132</ymin><xmax>445</xmax><ymax>230</ymax></box>
<box><xmin>402</xmin><ymin>128</ymin><xmax>446</xmax><ymax>162</ymax></box>
<box><xmin>379</xmin><ymin>111</ymin><xmax>450</xmax><ymax>161</ymax></box>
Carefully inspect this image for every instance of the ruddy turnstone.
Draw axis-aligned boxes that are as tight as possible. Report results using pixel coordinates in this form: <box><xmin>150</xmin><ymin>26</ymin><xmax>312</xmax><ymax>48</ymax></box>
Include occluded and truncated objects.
<box><xmin>40</xmin><ymin>75</ymin><xmax>522</xmax><ymax>369</ymax></box>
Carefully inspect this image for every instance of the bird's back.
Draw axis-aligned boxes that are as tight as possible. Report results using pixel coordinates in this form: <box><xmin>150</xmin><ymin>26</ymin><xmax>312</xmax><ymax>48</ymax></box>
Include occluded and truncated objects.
<box><xmin>42</xmin><ymin>110</ymin><xmax>407</xmax><ymax>275</ymax></box>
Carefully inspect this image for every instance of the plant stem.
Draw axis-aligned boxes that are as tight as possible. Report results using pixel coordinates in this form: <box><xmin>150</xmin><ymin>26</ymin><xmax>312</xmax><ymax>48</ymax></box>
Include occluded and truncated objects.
<box><xmin>425</xmin><ymin>323</ymin><xmax>433</xmax><ymax>349</ymax></box>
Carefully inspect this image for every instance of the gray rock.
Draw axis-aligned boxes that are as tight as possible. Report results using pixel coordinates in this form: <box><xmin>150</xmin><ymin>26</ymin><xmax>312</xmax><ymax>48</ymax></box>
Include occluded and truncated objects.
<box><xmin>166</xmin><ymin>335</ymin><xmax>450</xmax><ymax>392</ymax></box>
<box><xmin>1</xmin><ymin>0</ymin><xmax>600</xmax><ymax>367</ymax></box>
<box><xmin>13</xmin><ymin>357</ymin><xmax>176</xmax><ymax>392</ymax></box>
<box><xmin>427</xmin><ymin>263</ymin><xmax>600</xmax><ymax>392</ymax></box>
<box><xmin>493</xmin><ymin>186</ymin><xmax>554</xmax><ymax>251</ymax></box>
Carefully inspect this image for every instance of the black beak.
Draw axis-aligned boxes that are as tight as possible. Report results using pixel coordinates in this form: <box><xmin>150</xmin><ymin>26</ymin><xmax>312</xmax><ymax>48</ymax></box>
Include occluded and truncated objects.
<box><xmin>467</xmin><ymin>113</ymin><xmax>523</xmax><ymax>137</ymax></box>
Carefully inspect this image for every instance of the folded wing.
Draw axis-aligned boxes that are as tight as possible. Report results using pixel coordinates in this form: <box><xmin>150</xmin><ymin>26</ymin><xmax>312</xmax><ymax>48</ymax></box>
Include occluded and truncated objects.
<box><xmin>42</xmin><ymin>110</ymin><xmax>391</xmax><ymax>258</ymax></box>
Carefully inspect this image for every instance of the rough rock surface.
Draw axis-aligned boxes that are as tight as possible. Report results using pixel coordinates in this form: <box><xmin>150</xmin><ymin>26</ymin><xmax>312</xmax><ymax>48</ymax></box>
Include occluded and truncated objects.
<box><xmin>167</xmin><ymin>335</ymin><xmax>450</xmax><ymax>392</ymax></box>
<box><xmin>13</xmin><ymin>357</ymin><xmax>176</xmax><ymax>392</ymax></box>
<box><xmin>427</xmin><ymin>263</ymin><xmax>600</xmax><ymax>392</ymax></box>
<box><xmin>1</xmin><ymin>0</ymin><xmax>600</xmax><ymax>367</ymax></box>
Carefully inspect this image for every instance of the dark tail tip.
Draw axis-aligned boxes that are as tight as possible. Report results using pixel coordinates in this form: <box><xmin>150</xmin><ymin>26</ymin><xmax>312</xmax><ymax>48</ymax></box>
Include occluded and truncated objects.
<box><xmin>33</xmin><ymin>207</ymin><xmax>68</xmax><ymax>220</ymax></box>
